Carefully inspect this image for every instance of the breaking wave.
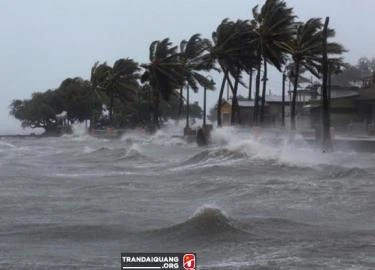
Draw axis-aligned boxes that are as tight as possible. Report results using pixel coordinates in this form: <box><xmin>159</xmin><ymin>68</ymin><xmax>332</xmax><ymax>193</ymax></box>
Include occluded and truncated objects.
<box><xmin>120</xmin><ymin>120</ymin><xmax>187</xmax><ymax>146</ymax></box>
<box><xmin>117</xmin><ymin>144</ymin><xmax>151</xmax><ymax>161</ymax></box>
<box><xmin>80</xmin><ymin>144</ymin><xmax>151</xmax><ymax>162</ymax></box>
<box><xmin>150</xmin><ymin>206</ymin><xmax>246</xmax><ymax>237</ymax></box>
<box><xmin>325</xmin><ymin>167</ymin><xmax>373</xmax><ymax>179</ymax></box>
<box><xmin>208</xmin><ymin>127</ymin><xmax>375</xmax><ymax>170</ymax></box>
<box><xmin>181</xmin><ymin>148</ymin><xmax>246</xmax><ymax>165</ymax></box>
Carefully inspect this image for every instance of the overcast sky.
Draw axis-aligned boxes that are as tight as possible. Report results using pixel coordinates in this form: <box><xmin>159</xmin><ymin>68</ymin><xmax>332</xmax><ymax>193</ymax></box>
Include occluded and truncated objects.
<box><xmin>0</xmin><ymin>0</ymin><xmax>374</xmax><ymax>133</ymax></box>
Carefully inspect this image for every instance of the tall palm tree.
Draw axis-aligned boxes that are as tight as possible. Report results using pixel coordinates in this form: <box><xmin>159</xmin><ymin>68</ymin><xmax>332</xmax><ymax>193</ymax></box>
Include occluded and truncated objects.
<box><xmin>280</xmin><ymin>18</ymin><xmax>345</xmax><ymax>130</ymax></box>
<box><xmin>91</xmin><ymin>59</ymin><xmax>140</xmax><ymax>126</ymax></box>
<box><xmin>228</xmin><ymin>20</ymin><xmax>257</xmax><ymax>125</ymax></box>
<box><xmin>251</xmin><ymin>0</ymin><xmax>295</xmax><ymax>124</ymax></box>
<box><xmin>179</xmin><ymin>33</ymin><xmax>216</xmax><ymax>127</ymax></box>
<box><xmin>211</xmin><ymin>19</ymin><xmax>257</xmax><ymax>126</ymax></box>
<box><xmin>141</xmin><ymin>38</ymin><xmax>185</xmax><ymax>128</ymax></box>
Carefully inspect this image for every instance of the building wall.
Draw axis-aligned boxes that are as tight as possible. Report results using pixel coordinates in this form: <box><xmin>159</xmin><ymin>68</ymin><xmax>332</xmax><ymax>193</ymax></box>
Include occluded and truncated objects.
<box><xmin>239</xmin><ymin>107</ymin><xmax>253</xmax><ymax>126</ymax></box>
<box><xmin>221</xmin><ymin>103</ymin><xmax>231</xmax><ymax>126</ymax></box>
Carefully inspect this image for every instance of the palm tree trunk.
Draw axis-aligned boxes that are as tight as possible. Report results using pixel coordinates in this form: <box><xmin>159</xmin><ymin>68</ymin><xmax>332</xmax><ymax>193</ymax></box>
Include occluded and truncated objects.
<box><xmin>217</xmin><ymin>71</ymin><xmax>228</xmax><ymax>127</ymax></box>
<box><xmin>177</xmin><ymin>87</ymin><xmax>183</xmax><ymax>120</ymax></box>
<box><xmin>260</xmin><ymin>60</ymin><xmax>268</xmax><ymax>124</ymax></box>
<box><xmin>153</xmin><ymin>91</ymin><xmax>160</xmax><ymax>129</ymax></box>
<box><xmin>253</xmin><ymin>54</ymin><xmax>262</xmax><ymax>125</ymax></box>
<box><xmin>282</xmin><ymin>72</ymin><xmax>286</xmax><ymax>127</ymax></box>
<box><xmin>291</xmin><ymin>59</ymin><xmax>300</xmax><ymax>130</ymax></box>
<box><xmin>231</xmin><ymin>75</ymin><xmax>240</xmax><ymax>125</ymax></box>
<box><xmin>248</xmin><ymin>69</ymin><xmax>253</xmax><ymax>100</ymax></box>
<box><xmin>109</xmin><ymin>93</ymin><xmax>114</xmax><ymax>126</ymax></box>
<box><xmin>236</xmin><ymin>77</ymin><xmax>242</xmax><ymax>125</ymax></box>
<box><xmin>225</xmin><ymin>74</ymin><xmax>241</xmax><ymax>124</ymax></box>
<box><xmin>322</xmin><ymin>17</ymin><xmax>332</xmax><ymax>151</ymax></box>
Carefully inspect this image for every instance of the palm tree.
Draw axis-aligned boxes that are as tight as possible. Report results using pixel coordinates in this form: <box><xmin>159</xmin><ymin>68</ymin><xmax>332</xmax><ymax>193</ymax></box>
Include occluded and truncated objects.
<box><xmin>211</xmin><ymin>19</ymin><xmax>236</xmax><ymax>127</ymax></box>
<box><xmin>90</xmin><ymin>58</ymin><xmax>140</xmax><ymax>125</ymax></box>
<box><xmin>280</xmin><ymin>18</ymin><xmax>345</xmax><ymax>130</ymax></box>
<box><xmin>251</xmin><ymin>0</ymin><xmax>295</xmax><ymax>124</ymax></box>
<box><xmin>141</xmin><ymin>38</ymin><xmax>185</xmax><ymax>128</ymax></box>
<box><xmin>179</xmin><ymin>34</ymin><xmax>216</xmax><ymax>128</ymax></box>
<box><xmin>228</xmin><ymin>20</ymin><xmax>257</xmax><ymax>125</ymax></box>
<box><xmin>285</xmin><ymin>62</ymin><xmax>310</xmax><ymax>88</ymax></box>
<box><xmin>211</xmin><ymin>19</ymin><xmax>257</xmax><ymax>126</ymax></box>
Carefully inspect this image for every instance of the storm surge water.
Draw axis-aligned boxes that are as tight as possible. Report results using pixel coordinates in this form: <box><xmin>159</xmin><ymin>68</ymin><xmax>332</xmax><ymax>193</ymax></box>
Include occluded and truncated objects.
<box><xmin>0</xmin><ymin>123</ymin><xmax>374</xmax><ymax>269</ymax></box>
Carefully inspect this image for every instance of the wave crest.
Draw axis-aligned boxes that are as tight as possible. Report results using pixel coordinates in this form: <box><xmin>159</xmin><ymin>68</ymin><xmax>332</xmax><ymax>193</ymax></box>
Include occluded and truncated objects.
<box><xmin>151</xmin><ymin>206</ymin><xmax>245</xmax><ymax>237</ymax></box>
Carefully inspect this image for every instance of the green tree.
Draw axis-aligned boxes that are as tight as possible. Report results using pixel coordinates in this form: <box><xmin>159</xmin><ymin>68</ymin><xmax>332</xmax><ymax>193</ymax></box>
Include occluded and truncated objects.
<box><xmin>57</xmin><ymin>77</ymin><xmax>102</xmax><ymax>124</ymax></box>
<box><xmin>280</xmin><ymin>18</ymin><xmax>345</xmax><ymax>130</ymax></box>
<box><xmin>91</xmin><ymin>58</ymin><xmax>140</xmax><ymax>126</ymax></box>
<box><xmin>179</xmin><ymin>33</ymin><xmax>216</xmax><ymax>126</ymax></box>
<box><xmin>251</xmin><ymin>0</ymin><xmax>295</xmax><ymax>124</ymax></box>
<box><xmin>10</xmin><ymin>91</ymin><xmax>62</xmax><ymax>134</ymax></box>
<box><xmin>141</xmin><ymin>38</ymin><xmax>185</xmax><ymax>128</ymax></box>
<box><xmin>211</xmin><ymin>19</ymin><xmax>257</xmax><ymax>126</ymax></box>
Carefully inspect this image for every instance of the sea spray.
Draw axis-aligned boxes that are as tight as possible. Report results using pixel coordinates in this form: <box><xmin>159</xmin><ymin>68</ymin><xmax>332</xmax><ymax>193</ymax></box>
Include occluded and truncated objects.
<box><xmin>209</xmin><ymin>126</ymin><xmax>375</xmax><ymax>169</ymax></box>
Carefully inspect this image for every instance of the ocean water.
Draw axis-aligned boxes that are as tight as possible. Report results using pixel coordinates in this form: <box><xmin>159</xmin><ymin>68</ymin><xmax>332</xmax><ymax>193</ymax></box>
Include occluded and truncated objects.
<box><xmin>0</xmin><ymin>123</ymin><xmax>374</xmax><ymax>270</ymax></box>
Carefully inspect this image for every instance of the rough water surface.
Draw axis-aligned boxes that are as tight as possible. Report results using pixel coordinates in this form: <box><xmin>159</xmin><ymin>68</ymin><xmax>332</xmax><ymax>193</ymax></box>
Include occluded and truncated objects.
<box><xmin>0</xmin><ymin>124</ymin><xmax>374</xmax><ymax>270</ymax></box>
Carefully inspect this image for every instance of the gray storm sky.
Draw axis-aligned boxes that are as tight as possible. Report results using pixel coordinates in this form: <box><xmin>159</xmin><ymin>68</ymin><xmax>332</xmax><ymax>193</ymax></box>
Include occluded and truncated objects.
<box><xmin>0</xmin><ymin>0</ymin><xmax>374</xmax><ymax>133</ymax></box>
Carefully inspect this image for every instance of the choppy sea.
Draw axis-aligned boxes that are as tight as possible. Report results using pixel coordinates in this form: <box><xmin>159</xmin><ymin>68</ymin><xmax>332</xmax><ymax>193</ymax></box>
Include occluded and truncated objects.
<box><xmin>0</xmin><ymin>122</ymin><xmax>374</xmax><ymax>269</ymax></box>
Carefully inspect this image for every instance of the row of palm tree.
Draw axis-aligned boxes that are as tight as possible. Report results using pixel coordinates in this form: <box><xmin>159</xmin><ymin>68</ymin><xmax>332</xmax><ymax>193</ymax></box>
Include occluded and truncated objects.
<box><xmin>90</xmin><ymin>0</ymin><xmax>345</xmax><ymax>131</ymax></box>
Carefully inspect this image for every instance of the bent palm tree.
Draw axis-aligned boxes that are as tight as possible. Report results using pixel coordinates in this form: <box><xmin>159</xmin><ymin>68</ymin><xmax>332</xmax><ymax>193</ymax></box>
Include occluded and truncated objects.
<box><xmin>179</xmin><ymin>34</ymin><xmax>216</xmax><ymax>127</ymax></box>
<box><xmin>251</xmin><ymin>0</ymin><xmax>295</xmax><ymax>124</ymax></box>
<box><xmin>141</xmin><ymin>38</ymin><xmax>185</xmax><ymax>128</ymax></box>
<box><xmin>280</xmin><ymin>18</ymin><xmax>345</xmax><ymax>130</ymax></box>
<box><xmin>211</xmin><ymin>19</ymin><xmax>257</xmax><ymax>126</ymax></box>
<box><xmin>91</xmin><ymin>59</ymin><xmax>140</xmax><ymax>126</ymax></box>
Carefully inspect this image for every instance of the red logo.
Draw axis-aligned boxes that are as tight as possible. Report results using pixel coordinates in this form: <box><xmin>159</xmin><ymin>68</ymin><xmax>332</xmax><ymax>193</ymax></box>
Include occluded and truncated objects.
<box><xmin>183</xmin><ymin>254</ymin><xmax>195</xmax><ymax>270</ymax></box>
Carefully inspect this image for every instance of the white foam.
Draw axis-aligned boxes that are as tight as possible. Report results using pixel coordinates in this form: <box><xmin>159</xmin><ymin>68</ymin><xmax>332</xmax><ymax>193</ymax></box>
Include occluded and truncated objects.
<box><xmin>82</xmin><ymin>146</ymin><xmax>95</xmax><ymax>154</ymax></box>
<box><xmin>189</xmin><ymin>204</ymin><xmax>229</xmax><ymax>220</ymax></box>
<box><xmin>210</xmin><ymin>127</ymin><xmax>375</xmax><ymax>169</ymax></box>
<box><xmin>0</xmin><ymin>140</ymin><xmax>16</xmax><ymax>148</ymax></box>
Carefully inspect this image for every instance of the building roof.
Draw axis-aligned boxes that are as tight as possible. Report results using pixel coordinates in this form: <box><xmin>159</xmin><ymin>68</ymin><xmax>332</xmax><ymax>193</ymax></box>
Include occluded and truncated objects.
<box><xmin>238</xmin><ymin>100</ymin><xmax>257</xmax><ymax>107</ymax></box>
<box><xmin>226</xmin><ymin>95</ymin><xmax>301</xmax><ymax>107</ymax></box>
<box><xmin>305</xmin><ymin>91</ymin><xmax>361</xmax><ymax>109</ymax></box>
<box><xmin>267</xmin><ymin>94</ymin><xmax>312</xmax><ymax>103</ymax></box>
